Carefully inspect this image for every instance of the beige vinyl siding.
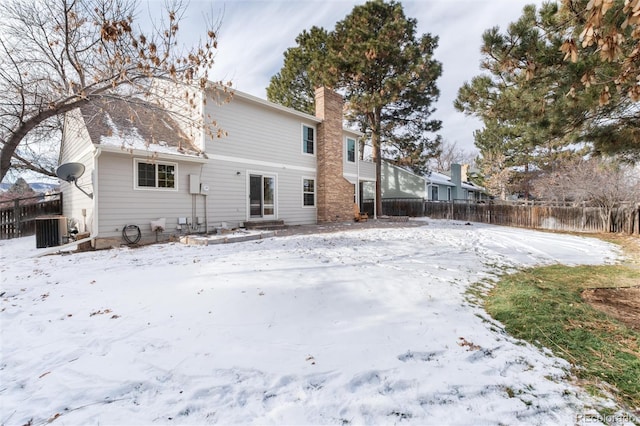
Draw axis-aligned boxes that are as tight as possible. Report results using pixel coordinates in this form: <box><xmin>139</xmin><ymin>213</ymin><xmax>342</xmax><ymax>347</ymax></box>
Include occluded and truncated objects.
<box><xmin>358</xmin><ymin>160</ymin><xmax>376</xmax><ymax>182</ymax></box>
<box><xmin>60</xmin><ymin>109</ymin><xmax>92</xmax><ymax>164</ymax></box>
<box><xmin>205</xmin><ymin>93</ymin><xmax>318</xmax><ymax>170</ymax></box>
<box><xmin>277</xmin><ymin>170</ymin><xmax>317</xmax><ymax>225</ymax></box>
<box><xmin>96</xmin><ymin>151</ymin><xmax>205</xmax><ymax>238</ymax></box>
<box><xmin>199</xmin><ymin>160</ymin><xmax>247</xmax><ymax>227</ymax></box>
<box><xmin>200</xmin><ymin>158</ymin><xmax>317</xmax><ymax>227</ymax></box>
<box><xmin>60</xmin><ymin>109</ymin><xmax>96</xmax><ymax>234</ymax></box>
<box><xmin>202</xmin><ymin>89</ymin><xmax>319</xmax><ymax>226</ymax></box>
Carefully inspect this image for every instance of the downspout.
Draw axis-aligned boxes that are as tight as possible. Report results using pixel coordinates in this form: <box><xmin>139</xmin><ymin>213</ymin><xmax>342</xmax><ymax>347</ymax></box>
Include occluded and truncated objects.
<box><xmin>373</xmin><ymin>186</ymin><xmax>377</xmax><ymax>219</ymax></box>
<box><xmin>203</xmin><ymin>193</ymin><xmax>208</xmax><ymax>234</ymax></box>
<box><xmin>356</xmin><ymin>138</ymin><xmax>360</xmax><ymax>207</ymax></box>
<box><xmin>200</xmin><ymin>90</ymin><xmax>209</xmax><ymax>234</ymax></box>
<box><xmin>91</xmin><ymin>146</ymin><xmax>102</xmax><ymax>243</ymax></box>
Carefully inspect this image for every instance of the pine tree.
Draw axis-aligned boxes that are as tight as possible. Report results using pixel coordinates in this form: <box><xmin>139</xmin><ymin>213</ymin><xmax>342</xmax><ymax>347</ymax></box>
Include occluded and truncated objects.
<box><xmin>267</xmin><ymin>27</ymin><xmax>331</xmax><ymax>116</ymax></box>
<box><xmin>7</xmin><ymin>178</ymin><xmax>35</xmax><ymax>197</ymax></box>
<box><xmin>267</xmin><ymin>0</ymin><xmax>442</xmax><ymax>213</ymax></box>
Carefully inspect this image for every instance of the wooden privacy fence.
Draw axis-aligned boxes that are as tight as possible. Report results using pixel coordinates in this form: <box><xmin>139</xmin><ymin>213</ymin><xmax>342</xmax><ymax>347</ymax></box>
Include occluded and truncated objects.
<box><xmin>0</xmin><ymin>193</ymin><xmax>63</xmax><ymax>240</ymax></box>
<box><xmin>362</xmin><ymin>198</ymin><xmax>425</xmax><ymax>218</ymax></box>
<box><xmin>362</xmin><ymin>198</ymin><xmax>640</xmax><ymax>235</ymax></box>
<box><xmin>423</xmin><ymin>200</ymin><xmax>640</xmax><ymax>235</ymax></box>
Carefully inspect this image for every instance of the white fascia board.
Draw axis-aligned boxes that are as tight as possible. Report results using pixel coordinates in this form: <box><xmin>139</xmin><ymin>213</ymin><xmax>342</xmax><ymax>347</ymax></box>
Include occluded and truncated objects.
<box><xmin>429</xmin><ymin>178</ymin><xmax>456</xmax><ymax>187</ymax></box>
<box><xmin>462</xmin><ymin>182</ymin><xmax>486</xmax><ymax>191</ymax></box>
<box><xmin>210</xmin><ymin>153</ymin><xmax>316</xmax><ymax>173</ymax></box>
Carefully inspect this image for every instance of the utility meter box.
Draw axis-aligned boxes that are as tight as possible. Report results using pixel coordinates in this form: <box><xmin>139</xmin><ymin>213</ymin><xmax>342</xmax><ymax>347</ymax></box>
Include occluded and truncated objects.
<box><xmin>189</xmin><ymin>174</ymin><xmax>200</xmax><ymax>194</ymax></box>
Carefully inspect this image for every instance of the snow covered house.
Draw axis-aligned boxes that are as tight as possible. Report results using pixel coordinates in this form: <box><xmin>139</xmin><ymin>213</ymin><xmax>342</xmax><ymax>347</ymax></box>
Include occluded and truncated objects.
<box><xmin>426</xmin><ymin>170</ymin><xmax>455</xmax><ymax>201</ymax></box>
<box><xmin>447</xmin><ymin>163</ymin><xmax>487</xmax><ymax>202</ymax></box>
<box><xmin>59</xmin><ymin>86</ymin><xmax>376</xmax><ymax>248</ymax></box>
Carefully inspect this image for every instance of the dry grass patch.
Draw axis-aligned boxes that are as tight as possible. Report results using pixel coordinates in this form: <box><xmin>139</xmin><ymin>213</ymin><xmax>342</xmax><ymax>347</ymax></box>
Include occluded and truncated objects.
<box><xmin>484</xmin><ymin>235</ymin><xmax>640</xmax><ymax>415</ymax></box>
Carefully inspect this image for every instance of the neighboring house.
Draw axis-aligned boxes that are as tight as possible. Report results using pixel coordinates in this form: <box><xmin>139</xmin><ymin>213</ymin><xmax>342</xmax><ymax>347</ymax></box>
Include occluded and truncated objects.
<box><xmin>426</xmin><ymin>170</ymin><xmax>455</xmax><ymax>202</ymax></box>
<box><xmin>449</xmin><ymin>163</ymin><xmax>487</xmax><ymax>202</ymax></box>
<box><xmin>59</xmin><ymin>86</ymin><xmax>376</xmax><ymax>248</ymax></box>
<box><xmin>362</xmin><ymin>161</ymin><xmax>426</xmax><ymax>200</ymax></box>
<box><xmin>363</xmin><ymin>161</ymin><xmax>486</xmax><ymax>204</ymax></box>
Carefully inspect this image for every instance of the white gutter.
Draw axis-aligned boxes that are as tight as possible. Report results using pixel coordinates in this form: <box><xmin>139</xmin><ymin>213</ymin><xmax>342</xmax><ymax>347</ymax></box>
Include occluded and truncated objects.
<box><xmin>97</xmin><ymin>145</ymin><xmax>209</xmax><ymax>164</ymax></box>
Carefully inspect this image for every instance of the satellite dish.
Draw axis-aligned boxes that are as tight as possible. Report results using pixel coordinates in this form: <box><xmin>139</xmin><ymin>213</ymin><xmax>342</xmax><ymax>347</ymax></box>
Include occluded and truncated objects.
<box><xmin>56</xmin><ymin>162</ymin><xmax>85</xmax><ymax>182</ymax></box>
<box><xmin>56</xmin><ymin>162</ymin><xmax>93</xmax><ymax>199</ymax></box>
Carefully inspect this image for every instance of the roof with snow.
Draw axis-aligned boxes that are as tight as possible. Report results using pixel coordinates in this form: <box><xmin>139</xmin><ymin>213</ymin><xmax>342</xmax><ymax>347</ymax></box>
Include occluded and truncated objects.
<box><xmin>79</xmin><ymin>98</ymin><xmax>202</xmax><ymax>157</ymax></box>
<box><xmin>426</xmin><ymin>171</ymin><xmax>455</xmax><ymax>187</ymax></box>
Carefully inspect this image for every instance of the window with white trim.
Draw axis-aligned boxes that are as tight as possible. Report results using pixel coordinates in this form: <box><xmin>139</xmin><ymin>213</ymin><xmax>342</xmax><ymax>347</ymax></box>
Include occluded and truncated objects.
<box><xmin>346</xmin><ymin>137</ymin><xmax>356</xmax><ymax>163</ymax></box>
<box><xmin>303</xmin><ymin>178</ymin><xmax>315</xmax><ymax>207</ymax></box>
<box><xmin>303</xmin><ymin>125</ymin><xmax>315</xmax><ymax>155</ymax></box>
<box><xmin>135</xmin><ymin>159</ymin><xmax>177</xmax><ymax>189</ymax></box>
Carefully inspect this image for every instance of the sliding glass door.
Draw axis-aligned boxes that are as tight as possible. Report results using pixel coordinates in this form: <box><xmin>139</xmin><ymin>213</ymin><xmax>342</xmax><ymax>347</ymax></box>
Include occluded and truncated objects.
<box><xmin>249</xmin><ymin>174</ymin><xmax>276</xmax><ymax>219</ymax></box>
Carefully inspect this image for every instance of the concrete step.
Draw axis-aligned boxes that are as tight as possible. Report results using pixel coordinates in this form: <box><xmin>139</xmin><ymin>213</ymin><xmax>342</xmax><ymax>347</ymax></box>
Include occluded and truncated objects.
<box><xmin>244</xmin><ymin>220</ymin><xmax>287</xmax><ymax>231</ymax></box>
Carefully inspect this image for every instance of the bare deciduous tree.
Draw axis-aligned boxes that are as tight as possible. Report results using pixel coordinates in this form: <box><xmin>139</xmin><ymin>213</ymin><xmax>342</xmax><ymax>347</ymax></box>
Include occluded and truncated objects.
<box><xmin>478</xmin><ymin>151</ymin><xmax>514</xmax><ymax>201</ymax></box>
<box><xmin>0</xmin><ymin>0</ymin><xmax>221</xmax><ymax>182</ymax></box>
<box><xmin>532</xmin><ymin>157</ymin><xmax>640</xmax><ymax>230</ymax></box>
<box><xmin>429</xmin><ymin>140</ymin><xmax>477</xmax><ymax>173</ymax></box>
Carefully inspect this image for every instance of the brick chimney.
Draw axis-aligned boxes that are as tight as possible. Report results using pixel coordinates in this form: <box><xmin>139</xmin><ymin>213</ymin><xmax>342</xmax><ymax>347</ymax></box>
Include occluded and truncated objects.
<box><xmin>450</xmin><ymin>163</ymin><xmax>462</xmax><ymax>200</ymax></box>
<box><xmin>315</xmin><ymin>87</ymin><xmax>354</xmax><ymax>223</ymax></box>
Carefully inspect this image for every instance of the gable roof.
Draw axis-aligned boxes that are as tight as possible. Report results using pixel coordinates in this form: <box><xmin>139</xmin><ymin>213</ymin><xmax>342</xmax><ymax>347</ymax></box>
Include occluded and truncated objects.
<box><xmin>79</xmin><ymin>98</ymin><xmax>202</xmax><ymax>157</ymax></box>
<box><xmin>426</xmin><ymin>171</ymin><xmax>456</xmax><ymax>187</ymax></box>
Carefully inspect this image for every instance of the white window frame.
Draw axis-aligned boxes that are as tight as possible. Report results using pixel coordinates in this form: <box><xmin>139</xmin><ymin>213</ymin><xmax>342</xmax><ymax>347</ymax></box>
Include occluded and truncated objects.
<box><xmin>134</xmin><ymin>159</ymin><xmax>178</xmax><ymax>191</ymax></box>
<box><xmin>247</xmin><ymin>171</ymin><xmax>278</xmax><ymax>220</ymax></box>
<box><xmin>302</xmin><ymin>176</ymin><xmax>316</xmax><ymax>207</ymax></box>
<box><xmin>447</xmin><ymin>187</ymin><xmax>452</xmax><ymax>201</ymax></box>
<box><xmin>345</xmin><ymin>137</ymin><xmax>356</xmax><ymax>163</ymax></box>
<box><xmin>302</xmin><ymin>124</ymin><xmax>315</xmax><ymax>156</ymax></box>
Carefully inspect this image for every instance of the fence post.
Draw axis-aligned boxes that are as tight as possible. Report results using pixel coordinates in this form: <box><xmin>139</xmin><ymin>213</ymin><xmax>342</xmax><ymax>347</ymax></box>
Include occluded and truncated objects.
<box><xmin>0</xmin><ymin>193</ymin><xmax>64</xmax><ymax>240</ymax></box>
<box><xmin>13</xmin><ymin>199</ymin><xmax>20</xmax><ymax>237</ymax></box>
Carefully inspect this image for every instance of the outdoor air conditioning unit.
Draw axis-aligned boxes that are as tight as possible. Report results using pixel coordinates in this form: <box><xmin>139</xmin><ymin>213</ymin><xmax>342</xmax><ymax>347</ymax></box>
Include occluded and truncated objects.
<box><xmin>35</xmin><ymin>216</ymin><xmax>68</xmax><ymax>248</ymax></box>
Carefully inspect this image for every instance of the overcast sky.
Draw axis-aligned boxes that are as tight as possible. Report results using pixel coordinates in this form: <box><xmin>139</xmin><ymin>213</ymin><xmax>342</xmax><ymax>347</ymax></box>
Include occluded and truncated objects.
<box><xmin>180</xmin><ymin>0</ymin><xmax>547</xmax><ymax>154</ymax></box>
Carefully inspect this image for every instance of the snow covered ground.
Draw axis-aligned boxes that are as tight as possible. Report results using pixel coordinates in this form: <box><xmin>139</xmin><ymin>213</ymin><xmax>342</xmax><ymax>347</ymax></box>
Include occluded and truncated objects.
<box><xmin>0</xmin><ymin>219</ymin><xmax>629</xmax><ymax>425</ymax></box>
